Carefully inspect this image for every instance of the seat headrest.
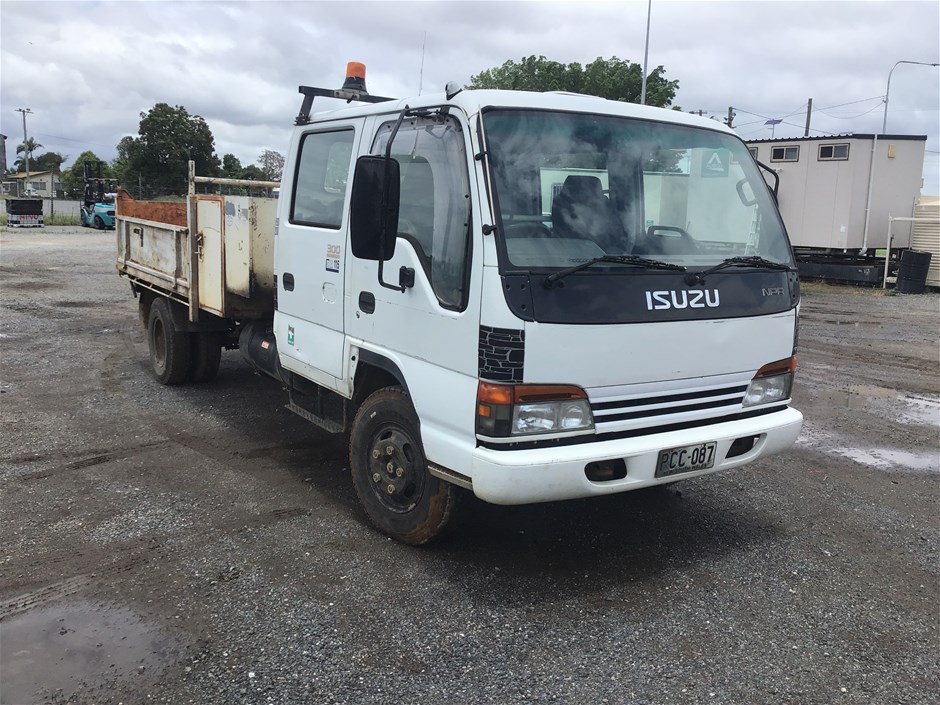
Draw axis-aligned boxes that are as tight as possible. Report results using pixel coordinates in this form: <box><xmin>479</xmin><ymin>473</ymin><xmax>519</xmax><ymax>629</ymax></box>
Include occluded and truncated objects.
<box><xmin>559</xmin><ymin>175</ymin><xmax>604</xmax><ymax>202</ymax></box>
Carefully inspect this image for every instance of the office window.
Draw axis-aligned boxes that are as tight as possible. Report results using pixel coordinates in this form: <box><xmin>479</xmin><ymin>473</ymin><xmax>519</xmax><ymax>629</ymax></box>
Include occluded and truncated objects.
<box><xmin>770</xmin><ymin>146</ymin><xmax>799</xmax><ymax>162</ymax></box>
<box><xmin>818</xmin><ymin>143</ymin><xmax>849</xmax><ymax>161</ymax></box>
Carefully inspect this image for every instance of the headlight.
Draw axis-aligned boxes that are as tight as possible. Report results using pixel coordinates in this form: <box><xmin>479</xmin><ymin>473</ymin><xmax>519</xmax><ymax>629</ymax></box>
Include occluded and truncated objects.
<box><xmin>512</xmin><ymin>399</ymin><xmax>593</xmax><ymax>434</ymax></box>
<box><xmin>743</xmin><ymin>357</ymin><xmax>796</xmax><ymax>407</ymax></box>
<box><xmin>477</xmin><ymin>383</ymin><xmax>594</xmax><ymax>437</ymax></box>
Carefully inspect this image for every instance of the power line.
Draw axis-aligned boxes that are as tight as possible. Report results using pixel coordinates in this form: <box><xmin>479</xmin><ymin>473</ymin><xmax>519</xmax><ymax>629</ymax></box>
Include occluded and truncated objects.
<box><xmin>815</xmin><ymin>95</ymin><xmax>884</xmax><ymax>111</ymax></box>
<box><xmin>817</xmin><ymin>103</ymin><xmax>885</xmax><ymax>120</ymax></box>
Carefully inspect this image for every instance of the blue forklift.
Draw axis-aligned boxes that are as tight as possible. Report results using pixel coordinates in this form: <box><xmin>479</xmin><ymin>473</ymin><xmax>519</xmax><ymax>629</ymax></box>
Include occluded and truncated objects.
<box><xmin>79</xmin><ymin>161</ymin><xmax>116</xmax><ymax>229</ymax></box>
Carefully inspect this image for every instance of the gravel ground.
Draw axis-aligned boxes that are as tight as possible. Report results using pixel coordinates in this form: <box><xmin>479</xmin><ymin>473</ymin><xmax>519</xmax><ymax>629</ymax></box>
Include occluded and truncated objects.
<box><xmin>1</xmin><ymin>227</ymin><xmax>937</xmax><ymax>705</ymax></box>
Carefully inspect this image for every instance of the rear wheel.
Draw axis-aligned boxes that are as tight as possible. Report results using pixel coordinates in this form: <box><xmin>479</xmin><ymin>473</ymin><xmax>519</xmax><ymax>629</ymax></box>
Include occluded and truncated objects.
<box><xmin>188</xmin><ymin>332</ymin><xmax>222</xmax><ymax>383</ymax></box>
<box><xmin>147</xmin><ymin>298</ymin><xmax>190</xmax><ymax>385</ymax></box>
<box><xmin>349</xmin><ymin>388</ymin><xmax>458</xmax><ymax>545</ymax></box>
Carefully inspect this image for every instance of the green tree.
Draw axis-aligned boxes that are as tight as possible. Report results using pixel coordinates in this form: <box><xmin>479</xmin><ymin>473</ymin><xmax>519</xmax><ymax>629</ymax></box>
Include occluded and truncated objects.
<box><xmin>467</xmin><ymin>55</ymin><xmax>679</xmax><ymax>108</ymax></box>
<box><xmin>117</xmin><ymin>103</ymin><xmax>221</xmax><ymax>195</ymax></box>
<box><xmin>32</xmin><ymin>151</ymin><xmax>67</xmax><ymax>173</ymax></box>
<box><xmin>257</xmin><ymin>149</ymin><xmax>284</xmax><ymax>182</ymax></box>
<box><xmin>238</xmin><ymin>164</ymin><xmax>266</xmax><ymax>181</ymax></box>
<box><xmin>110</xmin><ymin>136</ymin><xmax>138</xmax><ymax>190</ymax></box>
<box><xmin>61</xmin><ymin>150</ymin><xmax>113</xmax><ymax>197</ymax></box>
<box><xmin>15</xmin><ymin>137</ymin><xmax>43</xmax><ymax>168</ymax></box>
<box><xmin>221</xmin><ymin>153</ymin><xmax>243</xmax><ymax>178</ymax></box>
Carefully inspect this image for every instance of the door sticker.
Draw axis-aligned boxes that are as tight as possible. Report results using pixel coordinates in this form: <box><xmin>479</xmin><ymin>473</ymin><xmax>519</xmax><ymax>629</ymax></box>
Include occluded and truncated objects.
<box><xmin>287</xmin><ymin>326</ymin><xmax>295</xmax><ymax>346</ymax></box>
<box><xmin>326</xmin><ymin>244</ymin><xmax>341</xmax><ymax>273</ymax></box>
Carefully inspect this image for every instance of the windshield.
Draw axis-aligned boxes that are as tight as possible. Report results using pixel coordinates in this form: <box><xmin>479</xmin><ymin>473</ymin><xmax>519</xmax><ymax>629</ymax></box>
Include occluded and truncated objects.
<box><xmin>483</xmin><ymin>109</ymin><xmax>792</xmax><ymax>271</ymax></box>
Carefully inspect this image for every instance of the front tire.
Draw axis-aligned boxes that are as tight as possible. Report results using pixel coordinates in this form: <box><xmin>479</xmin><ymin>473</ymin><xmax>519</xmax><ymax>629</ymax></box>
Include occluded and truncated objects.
<box><xmin>349</xmin><ymin>388</ymin><xmax>458</xmax><ymax>545</ymax></box>
<box><xmin>93</xmin><ymin>215</ymin><xmax>104</xmax><ymax>229</ymax></box>
<box><xmin>148</xmin><ymin>298</ymin><xmax>190</xmax><ymax>385</ymax></box>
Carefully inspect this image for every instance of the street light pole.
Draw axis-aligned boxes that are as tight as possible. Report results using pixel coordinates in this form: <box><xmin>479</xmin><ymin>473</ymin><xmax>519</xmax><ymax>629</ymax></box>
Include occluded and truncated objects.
<box><xmin>640</xmin><ymin>0</ymin><xmax>651</xmax><ymax>105</ymax></box>
<box><xmin>15</xmin><ymin>107</ymin><xmax>33</xmax><ymax>196</ymax></box>
<box><xmin>882</xmin><ymin>60</ymin><xmax>939</xmax><ymax>134</ymax></box>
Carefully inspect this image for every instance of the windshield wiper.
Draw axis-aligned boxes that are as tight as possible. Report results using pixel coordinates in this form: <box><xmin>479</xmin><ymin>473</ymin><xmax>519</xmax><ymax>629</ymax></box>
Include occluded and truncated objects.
<box><xmin>685</xmin><ymin>256</ymin><xmax>794</xmax><ymax>286</ymax></box>
<box><xmin>544</xmin><ymin>255</ymin><xmax>686</xmax><ymax>288</ymax></box>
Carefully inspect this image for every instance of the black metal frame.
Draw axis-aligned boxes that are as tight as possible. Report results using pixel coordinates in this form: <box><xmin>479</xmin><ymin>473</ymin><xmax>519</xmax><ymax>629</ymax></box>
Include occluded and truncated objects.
<box><xmin>295</xmin><ymin>85</ymin><xmax>395</xmax><ymax>125</ymax></box>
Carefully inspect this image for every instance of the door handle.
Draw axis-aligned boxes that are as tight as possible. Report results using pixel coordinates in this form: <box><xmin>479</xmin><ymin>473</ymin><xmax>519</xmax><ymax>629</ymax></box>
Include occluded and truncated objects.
<box><xmin>283</xmin><ymin>272</ymin><xmax>295</xmax><ymax>291</ymax></box>
<box><xmin>358</xmin><ymin>291</ymin><xmax>375</xmax><ymax>314</ymax></box>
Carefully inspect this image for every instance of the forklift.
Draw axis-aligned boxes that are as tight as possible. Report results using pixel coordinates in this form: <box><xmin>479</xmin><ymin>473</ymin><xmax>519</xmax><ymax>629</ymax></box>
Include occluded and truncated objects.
<box><xmin>79</xmin><ymin>161</ymin><xmax>116</xmax><ymax>229</ymax></box>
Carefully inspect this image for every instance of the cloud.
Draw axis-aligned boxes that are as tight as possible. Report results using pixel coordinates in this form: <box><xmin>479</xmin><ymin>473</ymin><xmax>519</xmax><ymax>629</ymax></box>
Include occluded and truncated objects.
<box><xmin>1</xmin><ymin>0</ymin><xmax>936</xmax><ymax>191</ymax></box>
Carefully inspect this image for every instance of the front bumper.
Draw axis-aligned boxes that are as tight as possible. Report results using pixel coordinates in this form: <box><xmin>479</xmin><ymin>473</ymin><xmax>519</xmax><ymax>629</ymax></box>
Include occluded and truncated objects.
<box><xmin>470</xmin><ymin>407</ymin><xmax>803</xmax><ymax>505</ymax></box>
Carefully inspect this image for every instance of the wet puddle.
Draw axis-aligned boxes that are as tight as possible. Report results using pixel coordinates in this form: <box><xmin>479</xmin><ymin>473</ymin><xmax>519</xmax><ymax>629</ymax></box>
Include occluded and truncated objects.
<box><xmin>843</xmin><ymin>385</ymin><xmax>940</xmax><ymax>429</ymax></box>
<box><xmin>0</xmin><ymin>601</ymin><xmax>176</xmax><ymax>703</ymax></box>
<box><xmin>797</xmin><ymin>423</ymin><xmax>940</xmax><ymax>474</ymax></box>
<box><xmin>833</xmin><ymin>447</ymin><xmax>939</xmax><ymax>472</ymax></box>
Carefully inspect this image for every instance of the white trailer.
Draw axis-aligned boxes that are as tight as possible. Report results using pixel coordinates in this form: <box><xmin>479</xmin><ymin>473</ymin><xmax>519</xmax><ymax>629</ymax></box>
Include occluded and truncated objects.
<box><xmin>118</xmin><ymin>64</ymin><xmax>803</xmax><ymax>544</ymax></box>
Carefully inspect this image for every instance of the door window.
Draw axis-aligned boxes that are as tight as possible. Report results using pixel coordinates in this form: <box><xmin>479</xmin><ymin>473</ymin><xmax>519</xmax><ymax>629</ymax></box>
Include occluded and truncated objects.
<box><xmin>290</xmin><ymin>129</ymin><xmax>355</xmax><ymax>228</ymax></box>
<box><xmin>371</xmin><ymin>115</ymin><xmax>472</xmax><ymax>310</ymax></box>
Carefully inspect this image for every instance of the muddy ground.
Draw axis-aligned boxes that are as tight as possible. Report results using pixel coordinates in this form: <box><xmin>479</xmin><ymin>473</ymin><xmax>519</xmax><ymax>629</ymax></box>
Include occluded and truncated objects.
<box><xmin>1</xmin><ymin>227</ymin><xmax>937</xmax><ymax>705</ymax></box>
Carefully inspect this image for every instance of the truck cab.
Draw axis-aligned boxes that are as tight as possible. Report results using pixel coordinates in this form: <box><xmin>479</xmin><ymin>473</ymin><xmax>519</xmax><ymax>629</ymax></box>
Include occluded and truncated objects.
<box><xmin>271</xmin><ymin>67</ymin><xmax>802</xmax><ymax>542</ymax></box>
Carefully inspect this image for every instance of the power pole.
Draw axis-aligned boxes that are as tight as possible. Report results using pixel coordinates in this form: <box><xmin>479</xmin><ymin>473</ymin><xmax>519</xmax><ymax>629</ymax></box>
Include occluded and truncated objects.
<box><xmin>804</xmin><ymin>98</ymin><xmax>813</xmax><ymax>137</ymax></box>
<box><xmin>726</xmin><ymin>106</ymin><xmax>735</xmax><ymax>127</ymax></box>
<box><xmin>15</xmin><ymin>107</ymin><xmax>33</xmax><ymax>196</ymax></box>
<box><xmin>640</xmin><ymin>0</ymin><xmax>652</xmax><ymax>105</ymax></box>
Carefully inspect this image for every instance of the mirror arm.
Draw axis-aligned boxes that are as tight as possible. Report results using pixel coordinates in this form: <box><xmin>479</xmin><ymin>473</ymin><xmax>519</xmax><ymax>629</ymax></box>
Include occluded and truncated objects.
<box><xmin>376</xmin><ymin>106</ymin><xmax>411</xmax><ymax>293</ymax></box>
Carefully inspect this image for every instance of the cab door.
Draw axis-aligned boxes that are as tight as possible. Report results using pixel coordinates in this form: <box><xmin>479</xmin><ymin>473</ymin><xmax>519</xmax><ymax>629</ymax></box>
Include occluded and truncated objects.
<box><xmin>275</xmin><ymin>122</ymin><xmax>362</xmax><ymax>385</ymax></box>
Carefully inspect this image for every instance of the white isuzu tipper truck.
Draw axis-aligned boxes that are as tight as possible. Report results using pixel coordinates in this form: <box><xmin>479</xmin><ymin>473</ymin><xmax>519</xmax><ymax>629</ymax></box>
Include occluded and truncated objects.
<box><xmin>117</xmin><ymin>64</ymin><xmax>803</xmax><ymax>544</ymax></box>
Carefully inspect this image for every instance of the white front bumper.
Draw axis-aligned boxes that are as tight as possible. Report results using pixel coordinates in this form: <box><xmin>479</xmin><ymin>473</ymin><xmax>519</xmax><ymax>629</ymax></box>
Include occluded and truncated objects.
<box><xmin>470</xmin><ymin>407</ymin><xmax>803</xmax><ymax>505</ymax></box>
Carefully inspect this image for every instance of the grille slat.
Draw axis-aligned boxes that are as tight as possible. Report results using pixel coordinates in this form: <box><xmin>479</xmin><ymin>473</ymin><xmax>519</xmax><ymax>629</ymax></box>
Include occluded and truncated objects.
<box><xmin>589</xmin><ymin>381</ymin><xmax>749</xmax><ymax>433</ymax></box>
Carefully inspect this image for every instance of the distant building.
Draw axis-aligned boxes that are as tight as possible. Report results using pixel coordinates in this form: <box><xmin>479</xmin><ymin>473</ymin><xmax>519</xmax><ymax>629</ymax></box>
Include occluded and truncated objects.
<box><xmin>746</xmin><ymin>134</ymin><xmax>927</xmax><ymax>252</ymax></box>
<box><xmin>5</xmin><ymin>170</ymin><xmax>64</xmax><ymax>198</ymax></box>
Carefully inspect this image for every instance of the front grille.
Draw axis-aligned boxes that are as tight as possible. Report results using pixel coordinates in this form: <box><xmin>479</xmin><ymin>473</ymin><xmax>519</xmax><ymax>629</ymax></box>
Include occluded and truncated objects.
<box><xmin>590</xmin><ymin>381</ymin><xmax>749</xmax><ymax>434</ymax></box>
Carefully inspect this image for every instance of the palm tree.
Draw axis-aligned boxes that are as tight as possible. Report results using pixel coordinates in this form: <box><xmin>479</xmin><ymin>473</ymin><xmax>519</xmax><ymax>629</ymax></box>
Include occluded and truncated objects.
<box><xmin>15</xmin><ymin>137</ymin><xmax>43</xmax><ymax>174</ymax></box>
<box><xmin>16</xmin><ymin>137</ymin><xmax>43</xmax><ymax>157</ymax></box>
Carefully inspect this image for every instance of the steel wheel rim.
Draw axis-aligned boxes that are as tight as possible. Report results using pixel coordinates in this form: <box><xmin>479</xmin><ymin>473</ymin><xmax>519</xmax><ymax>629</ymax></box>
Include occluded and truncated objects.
<box><xmin>366</xmin><ymin>425</ymin><xmax>425</xmax><ymax>514</ymax></box>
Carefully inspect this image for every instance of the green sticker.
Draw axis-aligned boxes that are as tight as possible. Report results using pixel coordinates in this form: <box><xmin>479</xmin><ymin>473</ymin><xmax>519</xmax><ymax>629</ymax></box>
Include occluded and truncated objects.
<box><xmin>287</xmin><ymin>326</ymin><xmax>295</xmax><ymax>346</ymax></box>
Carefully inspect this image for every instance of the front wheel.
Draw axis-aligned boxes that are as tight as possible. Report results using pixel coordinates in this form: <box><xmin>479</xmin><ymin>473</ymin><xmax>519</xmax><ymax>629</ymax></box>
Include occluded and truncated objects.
<box><xmin>349</xmin><ymin>388</ymin><xmax>458</xmax><ymax>545</ymax></box>
<box><xmin>93</xmin><ymin>215</ymin><xmax>104</xmax><ymax>229</ymax></box>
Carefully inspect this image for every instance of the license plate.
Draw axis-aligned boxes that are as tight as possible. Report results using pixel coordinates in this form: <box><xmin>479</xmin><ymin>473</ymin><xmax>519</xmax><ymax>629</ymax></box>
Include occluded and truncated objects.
<box><xmin>655</xmin><ymin>442</ymin><xmax>717</xmax><ymax>478</ymax></box>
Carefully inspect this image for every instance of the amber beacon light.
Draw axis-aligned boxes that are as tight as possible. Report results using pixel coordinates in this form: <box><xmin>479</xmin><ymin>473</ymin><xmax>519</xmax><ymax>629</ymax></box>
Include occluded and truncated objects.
<box><xmin>342</xmin><ymin>62</ymin><xmax>368</xmax><ymax>93</ymax></box>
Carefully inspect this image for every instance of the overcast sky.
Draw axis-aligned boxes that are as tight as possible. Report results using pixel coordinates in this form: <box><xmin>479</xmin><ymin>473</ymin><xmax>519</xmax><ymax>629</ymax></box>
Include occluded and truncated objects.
<box><xmin>2</xmin><ymin>0</ymin><xmax>938</xmax><ymax>192</ymax></box>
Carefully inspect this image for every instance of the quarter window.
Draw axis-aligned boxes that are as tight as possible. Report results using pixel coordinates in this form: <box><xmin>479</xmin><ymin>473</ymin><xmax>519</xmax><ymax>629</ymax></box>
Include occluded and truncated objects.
<box><xmin>371</xmin><ymin>114</ymin><xmax>472</xmax><ymax>310</ymax></box>
<box><xmin>747</xmin><ymin>147</ymin><xmax>758</xmax><ymax>160</ymax></box>
<box><xmin>290</xmin><ymin>129</ymin><xmax>355</xmax><ymax>228</ymax></box>
<box><xmin>770</xmin><ymin>146</ymin><xmax>799</xmax><ymax>162</ymax></box>
<box><xmin>818</xmin><ymin>143</ymin><xmax>849</xmax><ymax>161</ymax></box>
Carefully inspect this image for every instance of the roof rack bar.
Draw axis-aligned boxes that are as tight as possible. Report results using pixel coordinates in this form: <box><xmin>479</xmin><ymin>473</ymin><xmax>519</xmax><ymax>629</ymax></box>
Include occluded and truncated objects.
<box><xmin>295</xmin><ymin>85</ymin><xmax>396</xmax><ymax>125</ymax></box>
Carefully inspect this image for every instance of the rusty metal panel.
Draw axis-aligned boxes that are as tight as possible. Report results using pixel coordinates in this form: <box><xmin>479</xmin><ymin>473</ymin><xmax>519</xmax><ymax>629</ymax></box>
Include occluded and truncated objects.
<box><xmin>115</xmin><ymin>216</ymin><xmax>190</xmax><ymax>297</ymax></box>
<box><xmin>196</xmin><ymin>197</ymin><xmax>225</xmax><ymax>316</ymax></box>
<box><xmin>223</xmin><ymin>196</ymin><xmax>252</xmax><ymax>299</ymax></box>
<box><xmin>249</xmin><ymin>197</ymin><xmax>277</xmax><ymax>296</ymax></box>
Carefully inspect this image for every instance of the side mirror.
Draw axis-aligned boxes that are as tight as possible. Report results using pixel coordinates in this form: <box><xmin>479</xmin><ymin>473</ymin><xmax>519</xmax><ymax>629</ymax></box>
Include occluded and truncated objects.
<box><xmin>350</xmin><ymin>155</ymin><xmax>400</xmax><ymax>261</ymax></box>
